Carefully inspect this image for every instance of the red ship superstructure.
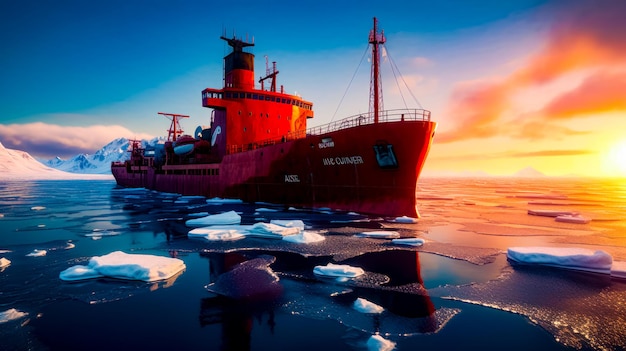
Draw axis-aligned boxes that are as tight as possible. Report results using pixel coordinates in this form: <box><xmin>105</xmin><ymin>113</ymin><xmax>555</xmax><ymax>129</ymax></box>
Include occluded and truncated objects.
<box><xmin>112</xmin><ymin>18</ymin><xmax>437</xmax><ymax>217</ymax></box>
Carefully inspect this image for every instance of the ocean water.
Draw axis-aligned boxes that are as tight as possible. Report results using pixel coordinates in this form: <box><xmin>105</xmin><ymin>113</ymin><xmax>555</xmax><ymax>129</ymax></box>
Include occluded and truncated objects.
<box><xmin>0</xmin><ymin>178</ymin><xmax>625</xmax><ymax>350</ymax></box>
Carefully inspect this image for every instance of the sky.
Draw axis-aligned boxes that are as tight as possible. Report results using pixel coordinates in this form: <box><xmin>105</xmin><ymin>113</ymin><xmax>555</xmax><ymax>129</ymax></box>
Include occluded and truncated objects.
<box><xmin>1</xmin><ymin>0</ymin><xmax>626</xmax><ymax>177</ymax></box>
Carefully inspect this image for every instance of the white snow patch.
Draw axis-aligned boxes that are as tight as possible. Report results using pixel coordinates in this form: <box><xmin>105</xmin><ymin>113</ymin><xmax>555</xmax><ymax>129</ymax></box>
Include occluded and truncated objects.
<box><xmin>313</xmin><ymin>263</ymin><xmax>365</xmax><ymax>278</ymax></box>
<box><xmin>59</xmin><ymin>251</ymin><xmax>185</xmax><ymax>282</ymax></box>
<box><xmin>0</xmin><ymin>308</ymin><xmax>28</xmax><ymax>323</ymax></box>
<box><xmin>353</xmin><ymin>298</ymin><xmax>384</xmax><ymax>314</ymax></box>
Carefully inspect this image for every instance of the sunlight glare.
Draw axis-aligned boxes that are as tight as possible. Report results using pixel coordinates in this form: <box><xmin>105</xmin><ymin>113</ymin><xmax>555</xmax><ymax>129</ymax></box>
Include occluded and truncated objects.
<box><xmin>603</xmin><ymin>141</ymin><xmax>626</xmax><ymax>177</ymax></box>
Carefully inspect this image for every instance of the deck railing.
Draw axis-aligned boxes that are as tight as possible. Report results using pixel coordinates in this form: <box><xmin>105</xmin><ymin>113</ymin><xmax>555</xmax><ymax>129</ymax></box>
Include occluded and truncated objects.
<box><xmin>226</xmin><ymin>108</ymin><xmax>431</xmax><ymax>154</ymax></box>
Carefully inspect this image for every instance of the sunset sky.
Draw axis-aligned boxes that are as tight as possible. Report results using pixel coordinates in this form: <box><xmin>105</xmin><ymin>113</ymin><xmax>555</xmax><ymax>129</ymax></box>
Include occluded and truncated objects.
<box><xmin>1</xmin><ymin>0</ymin><xmax>625</xmax><ymax>177</ymax></box>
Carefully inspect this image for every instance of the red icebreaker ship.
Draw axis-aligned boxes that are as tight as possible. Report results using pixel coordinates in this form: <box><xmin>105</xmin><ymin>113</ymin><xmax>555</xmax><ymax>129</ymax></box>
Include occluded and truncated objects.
<box><xmin>111</xmin><ymin>18</ymin><xmax>437</xmax><ymax>217</ymax></box>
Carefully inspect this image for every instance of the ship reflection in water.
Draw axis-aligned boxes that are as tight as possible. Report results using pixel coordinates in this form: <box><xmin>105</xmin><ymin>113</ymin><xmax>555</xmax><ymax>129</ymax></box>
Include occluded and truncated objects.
<box><xmin>199</xmin><ymin>250</ymin><xmax>445</xmax><ymax>350</ymax></box>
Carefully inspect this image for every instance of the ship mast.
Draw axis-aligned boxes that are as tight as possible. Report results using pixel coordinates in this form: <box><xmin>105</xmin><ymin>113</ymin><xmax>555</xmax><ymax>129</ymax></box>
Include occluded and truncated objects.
<box><xmin>369</xmin><ymin>17</ymin><xmax>385</xmax><ymax>124</ymax></box>
<box><xmin>158</xmin><ymin>112</ymin><xmax>189</xmax><ymax>142</ymax></box>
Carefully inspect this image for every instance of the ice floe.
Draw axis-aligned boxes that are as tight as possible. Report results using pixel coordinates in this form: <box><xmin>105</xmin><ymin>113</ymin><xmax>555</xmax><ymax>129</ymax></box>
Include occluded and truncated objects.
<box><xmin>391</xmin><ymin>216</ymin><xmax>418</xmax><ymax>223</ymax></box>
<box><xmin>205</xmin><ymin>197</ymin><xmax>243</xmax><ymax>205</ymax></box>
<box><xmin>205</xmin><ymin>256</ymin><xmax>281</xmax><ymax>300</ymax></box>
<box><xmin>313</xmin><ymin>263</ymin><xmax>365</xmax><ymax>278</ymax></box>
<box><xmin>30</xmin><ymin>206</ymin><xmax>46</xmax><ymax>211</ymax></box>
<box><xmin>282</xmin><ymin>231</ymin><xmax>325</xmax><ymax>244</ymax></box>
<box><xmin>366</xmin><ymin>334</ymin><xmax>396</xmax><ymax>351</ymax></box>
<box><xmin>26</xmin><ymin>249</ymin><xmax>47</xmax><ymax>257</ymax></box>
<box><xmin>0</xmin><ymin>257</ymin><xmax>10</xmax><ymax>268</ymax></box>
<box><xmin>391</xmin><ymin>238</ymin><xmax>425</xmax><ymax>247</ymax></box>
<box><xmin>270</xmin><ymin>219</ymin><xmax>305</xmax><ymax>230</ymax></box>
<box><xmin>507</xmin><ymin>247</ymin><xmax>613</xmax><ymax>274</ymax></box>
<box><xmin>527</xmin><ymin>209</ymin><xmax>577</xmax><ymax>217</ymax></box>
<box><xmin>59</xmin><ymin>251</ymin><xmax>186</xmax><ymax>282</ymax></box>
<box><xmin>188</xmin><ymin>228</ymin><xmax>246</xmax><ymax>241</ymax></box>
<box><xmin>185</xmin><ymin>210</ymin><xmax>241</xmax><ymax>227</ymax></box>
<box><xmin>355</xmin><ymin>231</ymin><xmax>400</xmax><ymax>239</ymax></box>
<box><xmin>353</xmin><ymin>297</ymin><xmax>384</xmax><ymax>314</ymax></box>
<box><xmin>246</xmin><ymin>222</ymin><xmax>300</xmax><ymax>238</ymax></box>
<box><xmin>0</xmin><ymin>308</ymin><xmax>28</xmax><ymax>323</ymax></box>
<box><xmin>555</xmin><ymin>214</ymin><xmax>591</xmax><ymax>224</ymax></box>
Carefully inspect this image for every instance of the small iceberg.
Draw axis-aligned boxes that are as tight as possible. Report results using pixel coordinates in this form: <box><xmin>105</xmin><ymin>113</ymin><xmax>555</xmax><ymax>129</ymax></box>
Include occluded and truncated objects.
<box><xmin>507</xmin><ymin>247</ymin><xmax>612</xmax><ymax>274</ymax></box>
<box><xmin>391</xmin><ymin>238</ymin><xmax>425</xmax><ymax>247</ymax></box>
<box><xmin>282</xmin><ymin>231</ymin><xmax>325</xmax><ymax>244</ymax></box>
<box><xmin>355</xmin><ymin>231</ymin><xmax>400</xmax><ymax>239</ymax></box>
<box><xmin>59</xmin><ymin>251</ymin><xmax>186</xmax><ymax>282</ymax></box>
<box><xmin>0</xmin><ymin>308</ymin><xmax>28</xmax><ymax>323</ymax></box>
<box><xmin>185</xmin><ymin>210</ymin><xmax>241</xmax><ymax>227</ymax></box>
<box><xmin>313</xmin><ymin>263</ymin><xmax>364</xmax><ymax>278</ymax></box>
<box><xmin>30</xmin><ymin>206</ymin><xmax>46</xmax><ymax>211</ymax></box>
<box><xmin>366</xmin><ymin>334</ymin><xmax>396</xmax><ymax>351</ymax></box>
<box><xmin>188</xmin><ymin>227</ymin><xmax>245</xmax><ymax>241</ymax></box>
<box><xmin>353</xmin><ymin>297</ymin><xmax>384</xmax><ymax>314</ymax></box>
<box><xmin>26</xmin><ymin>249</ymin><xmax>47</xmax><ymax>257</ymax></box>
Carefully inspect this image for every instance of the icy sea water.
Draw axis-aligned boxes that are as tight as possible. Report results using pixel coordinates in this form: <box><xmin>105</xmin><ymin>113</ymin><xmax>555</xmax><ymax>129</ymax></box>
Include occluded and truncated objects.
<box><xmin>0</xmin><ymin>178</ymin><xmax>625</xmax><ymax>351</ymax></box>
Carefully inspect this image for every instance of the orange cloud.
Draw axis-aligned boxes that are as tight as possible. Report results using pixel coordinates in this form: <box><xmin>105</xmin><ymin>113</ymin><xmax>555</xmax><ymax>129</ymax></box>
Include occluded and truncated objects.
<box><xmin>540</xmin><ymin>70</ymin><xmax>626</xmax><ymax>118</ymax></box>
<box><xmin>0</xmin><ymin>122</ymin><xmax>154</xmax><ymax>158</ymax></box>
<box><xmin>438</xmin><ymin>0</ymin><xmax>626</xmax><ymax>144</ymax></box>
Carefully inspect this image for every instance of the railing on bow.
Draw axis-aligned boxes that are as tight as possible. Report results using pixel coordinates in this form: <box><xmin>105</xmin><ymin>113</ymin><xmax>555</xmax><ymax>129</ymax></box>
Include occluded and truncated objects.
<box><xmin>225</xmin><ymin>108</ymin><xmax>431</xmax><ymax>154</ymax></box>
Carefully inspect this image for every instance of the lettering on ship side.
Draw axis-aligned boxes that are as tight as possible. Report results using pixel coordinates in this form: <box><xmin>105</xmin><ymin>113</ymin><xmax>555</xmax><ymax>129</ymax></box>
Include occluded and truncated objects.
<box><xmin>284</xmin><ymin>174</ymin><xmax>300</xmax><ymax>183</ymax></box>
<box><xmin>322</xmin><ymin>156</ymin><xmax>364</xmax><ymax>166</ymax></box>
<box><xmin>318</xmin><ymin>137</ymin><xmax>335</xmax><ymax>149</ymax></box>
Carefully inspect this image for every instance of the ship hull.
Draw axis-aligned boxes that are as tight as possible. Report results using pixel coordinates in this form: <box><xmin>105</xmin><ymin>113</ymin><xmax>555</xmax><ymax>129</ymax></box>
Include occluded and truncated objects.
<box><xmin>112</xmin><ymin>120</ymin><xmax>435</xmax><ymax>217</ymax></box>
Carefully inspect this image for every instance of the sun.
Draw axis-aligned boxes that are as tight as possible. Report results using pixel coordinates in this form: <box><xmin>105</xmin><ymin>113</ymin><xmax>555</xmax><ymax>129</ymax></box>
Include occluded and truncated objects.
<box><xmin>603</xmin><ymin>141</ymin><xmax>626</xmax><ymax>177</ymax></box>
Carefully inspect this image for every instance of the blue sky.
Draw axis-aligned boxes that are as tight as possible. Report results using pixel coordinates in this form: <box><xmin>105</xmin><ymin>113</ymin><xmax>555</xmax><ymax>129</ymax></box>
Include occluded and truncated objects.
<box><xmin>4</xmin><ymin>0</ymin><xmax>625</xmax><ymax>177</ymax></box>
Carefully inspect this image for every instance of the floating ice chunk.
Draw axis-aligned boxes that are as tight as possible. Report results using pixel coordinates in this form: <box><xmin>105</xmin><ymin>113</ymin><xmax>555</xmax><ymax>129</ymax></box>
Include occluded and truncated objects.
<box><xmin>65</xmin><ymin>242</ymin><xmax>75</xmax><ymax>249</ymax></box>
<box><xmin>392</xmin><ymin>216</ymin><xmax>418</xmax><ymax>223</ymax></box>
<box><xmin>0</xmin><ymin>257</ymin><xmax>10</xmax><ymax>268</ymax></box>
<box><xmin>527</xmin><ymin>209</ymin><xmax>577</xmax><ymax>217</ymax></box>
<box><xmin>85</xmin><ymin>230</ymin><xmax>120</xmax><ymax>237</ymax></box>
<box><xmin>188</xmin><ymin>228</ymin><xmax>245</xmax><ymax>241</ymax></box>
<box><xmin>206</xmin><ymin>197</ymin><xmax>243</xmax><ymax>205</ymax></box>
<box><xmin>59</xmin><ymin>251</ymin><xmax>186</xmax><ymax>282</ymax></box>
<box><xmin>391</xmin><ymin>238</ymin><xmax>425</xmax><ymax>247</ymax></box>
<box><xmin>355</xmin><ymin>231</ymin><xmax>400</xmax><ymax>239</ymax></box>
<box><xmin>26</xmin><ymin>249</ymin><xmax>46</xmax><ymax>257</ymax></box>
<box><xmin>188</xmin><ymin>212</ymin><xmax>209</xmax><ymax>218</ymax></box>
<box><xmin>270</xmin><ymin>219</ymin><xmax>305</xmax><ymax>230</ymax></box>
<box><xmin>610</xmin><ymin>261</ymin><xmax>626</xmax><ymax>279</ymax></box>
<box><xmin>31</xmin><ymin>206</ymin><xmax>46</xmax><ymax>211</ymax></box>
<box><xmin>353</xmin><ymin>298</ymin><xmax>384</xmax><ymax>314</ymax></box>
<box><xmin>185</xmin><ymin>210</ymin><xmax>241</xmax><ymax>227</ymax></box>
<box><xmin>507</xmin><ymin>247</ymin><xmax>613</xmax><ymax>274</ymax></box>
<box><xmin>313</xmin><ymin>263</ymin><xmax>365</xmax><ymax>278</ymax></box>
<box><xmin>0</xmin><ymin>308</ymin><xmax>28</xmax><ymax>323</ymax></box>
<box><xmin>255</xmin><ymin>207</ymin><xmax>279</xmax><ymax>212</ymax></box>
<box><xmin>247</xmin><ymin>222</ymin><xmax>301</xmax><ymax>238</ymax></box>
<box><xmin>282</xmin><ymin>231</ymin><xmax>325</xmax><ymax>244</ymax></box>
<box><xmin>366</xmin><ymin>334</ymin><xmax>396</xmax><ymax>351</ymax></box>
<box><xmin>555</xmin><ymin>214</ymin><xmax>591</xmax><ymax>224</ymax></box>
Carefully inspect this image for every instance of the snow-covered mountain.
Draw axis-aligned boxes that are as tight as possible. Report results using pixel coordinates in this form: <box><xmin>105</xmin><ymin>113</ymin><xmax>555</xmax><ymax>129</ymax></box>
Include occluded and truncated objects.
<box><xmin>0</xmin><ymin>142</ymin><xmax>112</xmax><ymax>180</ymax></box>
<box><xmin>43</xmin><ymin>137</ymin><xmax>163</xmax><ymax>174</ymax></box>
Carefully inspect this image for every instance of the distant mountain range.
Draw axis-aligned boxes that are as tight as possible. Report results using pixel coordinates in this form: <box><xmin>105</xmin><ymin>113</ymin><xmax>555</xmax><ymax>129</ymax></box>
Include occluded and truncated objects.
<box><xmin>0</xmin><ymin>142</ymin><xmax>111</xmax><ymax>180</ymax></box>
<box><xmin>41</xmin><ymin>137</ymin><xmax>163</xmax><ymax>174</ymax></box>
